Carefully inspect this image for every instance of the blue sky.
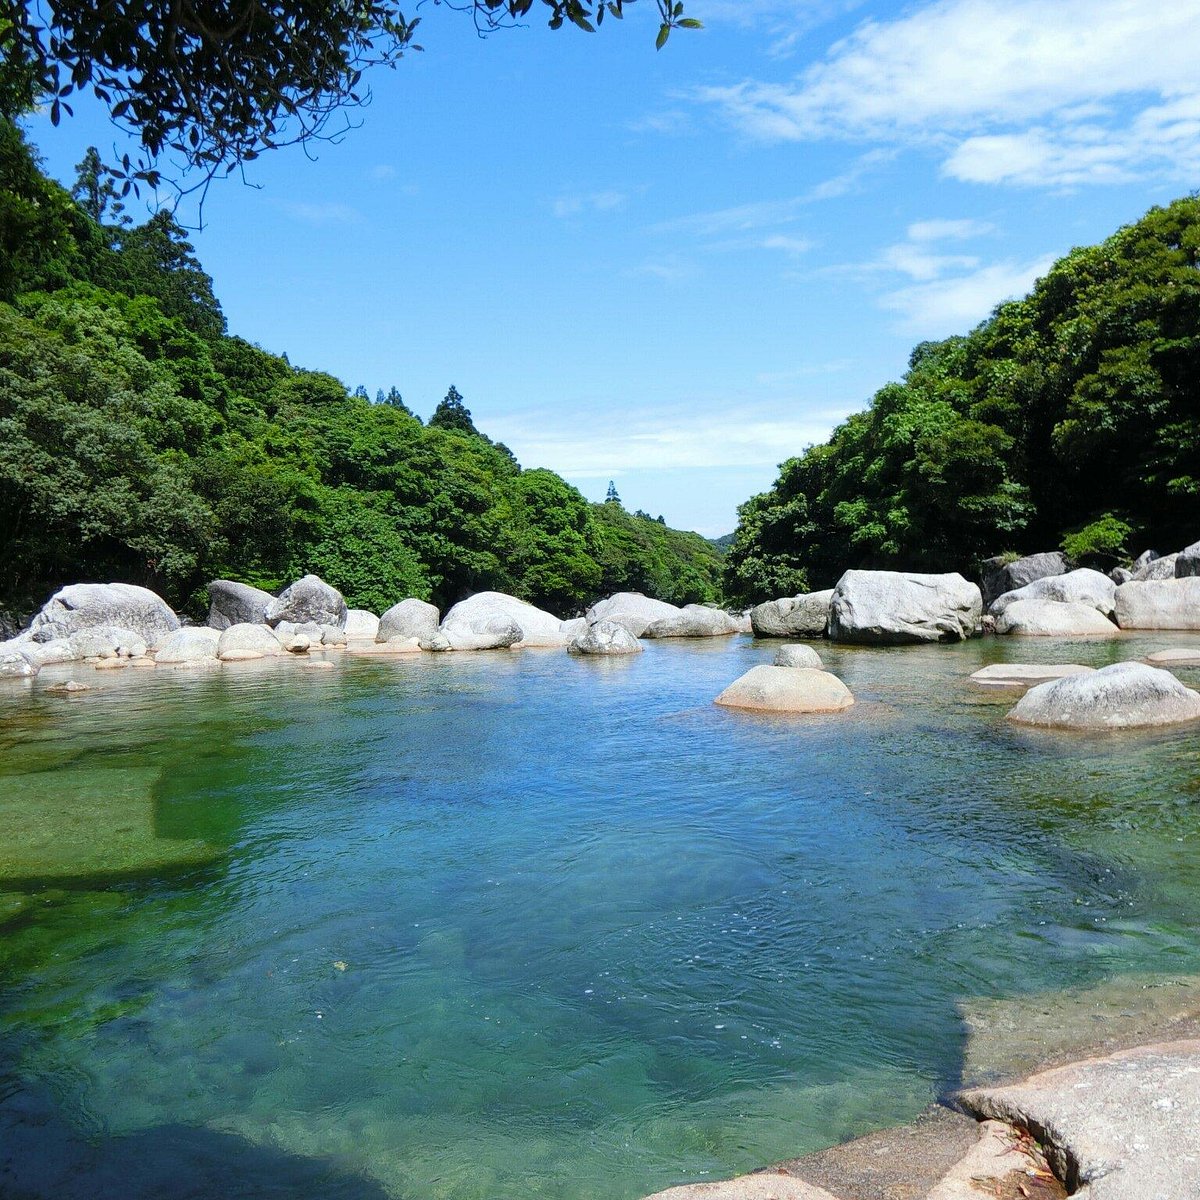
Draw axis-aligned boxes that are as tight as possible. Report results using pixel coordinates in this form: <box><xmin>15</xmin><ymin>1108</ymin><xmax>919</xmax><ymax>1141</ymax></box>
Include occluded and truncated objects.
<box><xmin>26</xmin><ymin>0</ymin><xmax>1200</xmax><ymax>535</ymax></box>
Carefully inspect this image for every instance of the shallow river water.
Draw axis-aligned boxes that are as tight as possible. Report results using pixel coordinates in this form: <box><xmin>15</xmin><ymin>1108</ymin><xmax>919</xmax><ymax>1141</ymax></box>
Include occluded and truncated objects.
<box><xmin>2</xmin><ymin>634</ymin><xmax>1199</xmax><ymax>1199</ymax></box>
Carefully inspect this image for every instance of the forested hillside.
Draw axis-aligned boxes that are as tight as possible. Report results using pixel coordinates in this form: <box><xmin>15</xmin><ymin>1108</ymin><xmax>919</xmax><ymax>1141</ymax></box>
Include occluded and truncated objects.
<box><xmin>725</xmin><ymin>198</ymin><xmax>1200</xmax><ymax>605</ymax></box>
<box><xmin>0</xmin><ymin>122</ymin><xmax>722</xmax><ymax>619</ymax></box>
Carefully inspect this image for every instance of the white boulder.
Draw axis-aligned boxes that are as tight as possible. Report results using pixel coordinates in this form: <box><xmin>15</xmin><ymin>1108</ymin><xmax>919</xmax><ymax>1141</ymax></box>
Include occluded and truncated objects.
<box><xmin>585</xmin><ymin>592</ymin><xmax>682</xmax><ymax>638</ymax></box>
<box><xmin>217</xmin><ymin>623</ymin><xmax>286</xmax><ymax>661</ymax></box>
<box><xmin>774</xmin><ymin>644</ymin><xmax>824</xmax><ymax>669</ymax></box>
<box><xmin>1176</xmin><ymin>540</ymin><xmax>1200</xmax><ymax>577</ymax></box>
<box><xmin>439</xmin><ymin>592</ymin><xmax>565</xmax><ymax>648</ymax></box>
<box><xmin>1007</xmin><ymin>661</ymin><xmax>1200</xmax><ymax>729</ymax></box>
<box><xmin>0</xmin><ymin>648</ymin><xmax>37</xmax><ymax>678</ymax></box>
<box><xmin>750</xmin><ymin>590</ymin><xmax>833</xmax><ymax>638</ymax></box>
<box><xmin>265</xmin><ymin>574</ymin><xmax>347</xmax><ymax>629</ymax></box>
<box><xmin>344</xmin><ymin>609</ymin><xmax>379</xmax><ymax>641</ymax></box>
<box><xmin>29</xmin><ymin>582</ymin><xmax>179</xmax><ymax>647</ymax></box>
<box><xmin>979</xmin><ymin>551</ymin><xmax>1070</xmax><ymax>609</ymax></box>
<box><xmin>994</xmin><ymin>599</ymin><xmax>1121</xmax><ymax>638</ymax></box>
<box><xmin>829</xmin><ymin>571</ymin><xmax>981</xmax><ymax>644</ymax></box>
<box><xmin>568</xmin><ymin>620</ymin><xmax>643</xmax><ymax>656</ymax></box>
<box><xmin>643</xmin><ymin>605</ymin><xmax>739</xmax><ymax>638</ymax></box>
<box><xmin>990</xmin><ymin>568</ymin><xmax>1116</xmax><ymax>618</ymax></box>
<box><xmin>377</xmin><ymin>598</ymin><xmax>440</xmax><ymax>643</ymax></box>
<box><xmin>1115</xmin><ymin>578</ymin><xmax>1200</xmax><ymax>630</ymax></box>
<box><xmin>154</xmin><ymin>627</ymin><xmax>221</xmax><ymax>664</ymax></box>
<box><xmin>1132</xmin><ymin>553</ymin><xmax>1179</xmax><ymax>581</ymax></box>
<box><xmin>715</xmin><ymin>665</ymin><xmax>853</xmax><ymax>713</ymax></box>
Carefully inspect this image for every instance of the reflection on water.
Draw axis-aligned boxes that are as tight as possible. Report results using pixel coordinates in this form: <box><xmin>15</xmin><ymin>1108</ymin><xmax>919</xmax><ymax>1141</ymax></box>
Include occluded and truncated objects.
<box><xmin>2</xmin><ymin>634</ymin><xmax>1200</xmax><ymax>1198</ymax></box>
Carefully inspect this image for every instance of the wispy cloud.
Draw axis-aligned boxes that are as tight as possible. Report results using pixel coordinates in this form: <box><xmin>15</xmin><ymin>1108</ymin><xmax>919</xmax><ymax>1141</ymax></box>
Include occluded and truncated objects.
<box><xmin>276</xmin><ymin>200</ymin><xmax>363</xmax><ymax>226</ymax></box>
<box><xmin>489</xmin><ymin>399</ymin><xmax>856</xmax><ymax>475</ymax></box>
<box><xmin>623</xmin><ymin>256</ymin><xmax>701</xmax><ymax>283</ymax></box>
<box><xmin>551</xmin><ymin>190</ymin><xmax>628</xmax><ymax>219</ymax></box>
<box><xmin>694</xmin><ymin>0</ymin><xmax>1200</xmax><ymax>187</ymax></box>
<box><xmin>369</xmin><ymin>164</ymin><xmax>398</xmax><ymax>181</ymax></box>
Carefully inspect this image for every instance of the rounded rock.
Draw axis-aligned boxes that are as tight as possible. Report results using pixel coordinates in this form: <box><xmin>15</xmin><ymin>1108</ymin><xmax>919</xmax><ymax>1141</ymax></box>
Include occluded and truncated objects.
<box><xmin>1007</xmin><ymin>661</ymin><xmax>1200</xmax><ymax>729</ymax></box>
<box><xmin>715</xmin><ymin>665</ymin><xmax>853</xmax><ymax>713</ymax></box>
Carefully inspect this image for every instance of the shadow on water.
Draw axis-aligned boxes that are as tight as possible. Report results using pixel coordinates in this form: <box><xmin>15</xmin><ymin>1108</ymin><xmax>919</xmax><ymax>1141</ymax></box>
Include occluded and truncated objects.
<box><xmin>0</xmin><ymin>1075</ymin><xmax>392</xmax><ymax>1200</ymax></box>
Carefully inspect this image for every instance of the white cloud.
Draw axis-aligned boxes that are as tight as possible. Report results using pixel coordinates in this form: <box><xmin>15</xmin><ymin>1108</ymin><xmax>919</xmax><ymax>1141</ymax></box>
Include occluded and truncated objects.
<box><xmin>551</xmin><ymin>191</ymin><xmax>628</xmax><ymax>219</ymax></box>
<box><xmin>695</xmin><ymin>0</ymin><xmax>1200</xmax><ymax>187</ymax></box>
<box><xmin>369</xmin><ymin>164</ymin><xmax>398</xmax><ymax>181</ymax></box>
<box><xmin>882</xmin><ymin>255</ymin><xmax>1056</xmax><ymax>335</ymax></box>
<box><xmin>761</xmin><ymin>234</ymin><xmax>814</xmax><ymax>256</ymax></box>
<box><xmin>276</xmin><ymin>200</ymin><xmax>362</xmax><ymax>226</ymax></box>
<box><xmin>906</xmin><ymin>218</ymin><xmax>994</xmax><ymax>242</ymax></box>
<box><xmin>488</xmin><ymin>400</ymin><xmax>855</xmax><ymax>476</ymax></box>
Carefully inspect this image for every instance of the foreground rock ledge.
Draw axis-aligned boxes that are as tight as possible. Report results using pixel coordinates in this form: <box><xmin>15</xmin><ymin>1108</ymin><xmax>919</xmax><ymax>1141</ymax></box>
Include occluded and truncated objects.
<box><xmin>643</xmin><ymin>1176</ymin><xmax>838</xmax><ymax>1200</ymax></box>
<box><xmin>715</xmin><ymin>666</ymin><xmax>853</xmax><ymax>713</ymax></box>
<box><xmin>1007</xmin><ymin>661</ymin><xmax>1200</xmax><ymax>729</ymax></box>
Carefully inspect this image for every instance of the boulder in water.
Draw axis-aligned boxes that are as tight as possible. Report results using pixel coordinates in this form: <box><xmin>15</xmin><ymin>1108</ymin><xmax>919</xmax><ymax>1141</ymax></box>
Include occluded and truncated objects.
<box><xmin>344</xmin><ymin>609</ymin><xmax>379</xmax><ymax>641</ymax></box>
<box><xmin>265</xmin><ymin>575</ymin><xmax>347</xmax><ymax>629</ymax></box>
<box><xmin>643</xmin><ymin>605</ymin><xmax>739</xmax><ymax>638</ymax></box>
<box><xmin>829</xmin><ymin>571</ymin><xmax>981</xmax><ymax>644</ymax></box>
<box><xmin>568</xmin><ymin>620</ymin><xmax>643</xmax><ymax>656</ymax></box>
<box><xmin>773</xmin><ymin>644</ymin><xmax>824</xmax><ymax>669</ymax></box>
<box><xmin>1007</xmin><ymin>661</ymin><xmax>1200</xmax><ymax>729</ymax></box>
<box><xmin>29</xmin><ymin>583</ymin><xmax>179</xmax><ymax>647</ymax></box>
<box><xmin>585</xmin><ymin>593</ymin><xmax>682</xmax><ymax>638</ymax></box>
<box><xmin>1115</xmin><ymin>578</ymin><xmax>1200</xmax><ymax>630</ymax></box>
<box><xmin>217</xmin><ymin>623</ymin><xmax>286</xmax><ymax>661</ymax></box>
<box><xmin>715</xmin><ymin>665</ymin><xmax>853</xmax><ymax>713</ymax></box>
<box><xmin>990</xmin><ymin>568</ymin><xmax>1116</xmax><ymax>618</ymax></box>
<box><xmin>0</xmin><ymin>648</ymin><xmax>37</xmax><ymax>678</ymax></box>
<box><xmin>439</xmin><ymin>592</ymin><xmax>564</xmax><ymax>648</ymax></box>
<box><xmin>750</xmin><ymin>591</ymin><xmax>833</xmax><ymax>638</ymax></box>
<box><xmin>154</xmin><ymin>627</ymin><xmax>221</xmax><ymax>664</ymax></box>
<box><xmin>994</xmin><ymin>599</ymin><xmax>1121</xmax><ymax>638</ymax></box>
<box><xmin>979</xmin><ymin>552</ymin><xmax>1069</xmax><ymax>609</ymax></box>
<box><xmin>207</xmin><ymin>580</ymin><xmax>274</xmax><ymax>631</ymax></box>
<box><xmin>377</xmin><ymin>598</ymin><xmax>440</xmax><ymax>643</ymax></box>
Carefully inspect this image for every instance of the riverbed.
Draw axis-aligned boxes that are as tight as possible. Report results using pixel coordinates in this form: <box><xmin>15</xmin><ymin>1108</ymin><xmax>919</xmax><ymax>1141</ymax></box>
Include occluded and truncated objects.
<box><xmin>2</xmin><ymin>634</ymin><xmax>1198</xmax><ymax>1199</ymax></box>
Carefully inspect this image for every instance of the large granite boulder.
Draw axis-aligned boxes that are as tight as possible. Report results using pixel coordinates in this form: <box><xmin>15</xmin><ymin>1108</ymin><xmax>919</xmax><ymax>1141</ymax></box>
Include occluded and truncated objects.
<box><xmin>0</xmin><ymin>647</ymin><xmax>37</xmax><ymax>678</ymax></box>
<box><xmin>424</xmin><ymin>617</ymin><xmax>523</xmax><ymax>652</ymax></box>
<box><xmin>774</xmin><ymin>644</ymin><xmax>823</xmax><ymax>669</ymax></box>
<box><xmin>1007</xmin><ymin>661</ymin><xmax>1200</xmax><ymax>729</ymax></box>
<box><xmin>979</xmin><ymin>551</ymin><xmax>1069</xmax><ymax>609</ymax></box>
<box><xmin>29</xmin><ymin>583</ymin><xmax>179</xmax><ymax>647</ymax></box>
<box><xmin>994</xmin><ymin>599</ymin><xmax>1121</xmax><ymax>638</ymax></box>
<box><xmin>207</xmin><ymin>580</ymin><xmax>274</xmax><ymax>631</ymax></box>
<box><xmin>1115</xmin><ymin>578</ymin><xmax>1200</xmax><ymax>630</ymax></box>
<box><xmin>217</xmin><ymin>623</ymin><xmax>286</xmax><ymax>661</ymax></box>
<box><xmin>1175</xmin><ymin>540</ymin><xmax>1200</xmax><ymax>577</ymax></box>
<box><xmin>829</xmin><ymin>571</ymin><xmax>981</xmax><ymax>644</ymax></box>
<box><xmin>70</xmin><ymin>626</ymin><xmax>148</xmax><ymax>659</ymax></box>
<box><xmin>265</xmin><ymin>575</ymin><xmax>347</xmax><ymax>629</ymax></box>
<box><xmin>585</xmin><ymin>592</ymin><xmax>682</xmax><ymax>638</ymax></box>
<box><xmin>568</xmin><ymin>620</ymin><xmax>643</xmax><ymax>656</ymax></box>
<box><xmin>749</xmin><ymin>590</ymin><xmax>833</xmax><ymax>638</ymax></box>
<box><xmin>154</xmin><ymin>626</ymin><xmax>221</xmax><ymax>664</ymax></box>
<box><xmin>643</xmin><ymin>605</ymin><xmax>739</xmax><ymax>638</ymax></box>
<box><xmin>440</xmin><ymin>592</ymin><xmax>567</xmax><ymax>647</ymax></box>
<box><xmin>377</xmin><ymin>598</ymin><xmax>440</xmax><ymax>643</ymax></box>
<box><xmin>1132</xmin><ymin>552</ymin><xmax>1179</xmax><ymax>581</ymax></box>
<box><xmin>715</xmin><ymin>665</ymin><xmax>853</xmax><ymax>713</ymax></box>
<box><xmin>344</xmin><ymin>609</ymin><xmax>379</xmax><ymax>641</ymax></box>
<box><xmin>990</xmin><ymin>568</ymin><xmax>1116</xmax><ymax>619</ymax></box>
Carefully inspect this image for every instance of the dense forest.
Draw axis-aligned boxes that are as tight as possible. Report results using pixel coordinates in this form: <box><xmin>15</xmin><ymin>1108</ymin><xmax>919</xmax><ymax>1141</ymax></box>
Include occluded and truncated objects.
<box><xmin>724</xmin><ymin>197</ymin><xmax>1200</xmax><ymax>605</ymax></box>
<box><xmin>0</xmin><ymin>121</ymin><xmax>722</xmax><ymax>622</ymax></box>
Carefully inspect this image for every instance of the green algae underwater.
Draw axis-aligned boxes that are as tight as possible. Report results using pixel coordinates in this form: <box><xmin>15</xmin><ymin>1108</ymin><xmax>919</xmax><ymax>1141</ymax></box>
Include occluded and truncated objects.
<box><xmin>2</xmin><ymin>636</ymin><xmax>1199</xmax><ymax>1199</ymax></box>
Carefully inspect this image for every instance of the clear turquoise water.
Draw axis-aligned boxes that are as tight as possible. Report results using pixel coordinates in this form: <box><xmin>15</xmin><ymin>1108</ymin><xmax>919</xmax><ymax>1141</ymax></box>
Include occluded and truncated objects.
<box><xmin>2</xmin><ymin>635</ymin><xmax>1199</xmax><ymax>1199</ymax></box>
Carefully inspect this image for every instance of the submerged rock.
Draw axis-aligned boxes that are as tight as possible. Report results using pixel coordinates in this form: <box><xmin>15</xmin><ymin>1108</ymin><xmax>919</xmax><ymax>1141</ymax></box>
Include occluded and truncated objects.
<box><xmin>829</xmin><ymin>571</ymin><xmax>981</xmax><ymax>644</ymax></box>
<box><xmin>979</xmin><ymin>551</ymin><xmax>1069</xmax><ymax>609</ymax></box>
<box><xmin>750</xmin><ymin>590</ymin><xmax>833</xmax><ymax>639</ymax></box>
<box><xmin>1143</xmin><ymin>647</ymin><xmax>1200</xmax><ymax>668</ymax></box>
<box><xmin>990</xmin><ymin>568</ymin><xmax>1116</xmax><ymax>619</ymax></box>
<box><xmin>568</xmin><ymin>620</ymin><xmax>643</xmax><ymax>656</ymax></box>
<box><xmin>377</xmin><ymin>598</ymin><xmax>440</xmax><ymax>643</ymax></box>
<box><xmin>715</xmin><ymin>665</ymin><xmax>853</xmax><ymax>713</ymax></box>
<box><xmin>994</xmin><ymin>599</ymin><xmax>1121</xmax><ymax>638</ymax></box>
<box><xmin>207</xmin><ymin>579</ymin><xmax>274</xmax><ymax>631</ymax></box>
<box><xmin>1114</xmin><ymin>578</ymin><xmax>1200</xmax><ymax>630</ymax></box>
<box><xmin>29</xmin><ymin>582</ymin><xmax>179</xmax><ymax>647</ymax></box>
<box><xmin>586</xmin><ymin>592</ymin><xmax>682</xmax><ymax>638</ymax></box>
<box><xmin>265</xmin><ymin>574</ymin><xmax>347</xmax><ymax>629</ymax></box>
<box><xmin>1007</xmin><ymin>661</ymin><xmax>1200</xmax><ymax>729</ymax></box>
<box><xmin>643</xmin><ymin>605</ymin><xmax>739</xmax><ymax>638</ymax></box>
<box><xmin>774</xmin><ymin>644</ymin><xmax>823</xmax><ymax>669</ymax></box>
<box><xmin>968</xmin><ymin>663</ymin><xmax>1094</xmax><ymax>689</ymax></box>
<box><xmin>154</xmin><ymin>627</ymin><xmax>221</xmax><ymax>664</ymax></box>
